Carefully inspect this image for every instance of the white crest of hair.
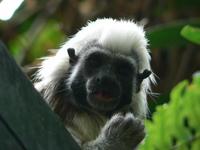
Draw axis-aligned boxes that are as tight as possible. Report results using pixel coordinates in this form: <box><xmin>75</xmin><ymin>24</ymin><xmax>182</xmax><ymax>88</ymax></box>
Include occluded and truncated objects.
<box><xmin>34</xmin><ymin>18</ymin><xmax>155</xmax><ymax>118</ymax></box>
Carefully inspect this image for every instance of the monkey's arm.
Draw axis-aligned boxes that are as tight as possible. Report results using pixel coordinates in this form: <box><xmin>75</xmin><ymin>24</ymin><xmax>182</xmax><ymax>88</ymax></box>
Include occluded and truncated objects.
<box><xmin>82</xmin><ymin>113</ymin><xmax>145</xmax><ymax>150</ymax></box>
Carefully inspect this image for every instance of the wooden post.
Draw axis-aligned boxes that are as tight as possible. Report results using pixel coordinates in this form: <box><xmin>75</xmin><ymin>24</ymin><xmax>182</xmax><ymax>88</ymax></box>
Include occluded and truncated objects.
<box><xmin>0</xmin><ymin>41</ymin><xmax>80</xmax><ymax>150</ymax></box>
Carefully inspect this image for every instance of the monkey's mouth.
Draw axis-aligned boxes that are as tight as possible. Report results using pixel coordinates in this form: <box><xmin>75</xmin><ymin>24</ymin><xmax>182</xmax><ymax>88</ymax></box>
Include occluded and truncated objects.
<box><xmin>87</xmin><ymin>90</ymin><xmax>120</xmax><ymax>112</ymax></box>
<box><xmin>94</xmin><ymin>91</ymin><xmax>114</xmax><ymax>101</ymax></box>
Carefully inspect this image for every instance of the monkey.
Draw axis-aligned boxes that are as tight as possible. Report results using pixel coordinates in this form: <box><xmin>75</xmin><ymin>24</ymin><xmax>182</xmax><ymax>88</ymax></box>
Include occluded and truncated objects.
<box><xmin>34</xmin><ymin>18</ymin><xmax>155</xmax><ymax>150</ymax></box>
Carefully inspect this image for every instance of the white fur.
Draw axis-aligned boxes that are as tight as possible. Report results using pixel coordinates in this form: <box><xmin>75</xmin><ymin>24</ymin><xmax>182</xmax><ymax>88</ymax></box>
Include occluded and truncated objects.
<box><xmin>67</xmin><ymin>112</ymin><xmax>107</xmax><ymax>145</ymax></box>
<box><xmin>34</xmin><ymin>18</ymin><xmax>155</xmax><ymax>118</ymax></box>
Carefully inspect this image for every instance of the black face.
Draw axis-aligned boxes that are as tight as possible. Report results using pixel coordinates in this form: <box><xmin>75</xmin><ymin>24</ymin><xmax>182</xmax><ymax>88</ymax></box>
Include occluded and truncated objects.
<box><xmin>69</xmin><ymin>48</ymin><xmax>137</xmax><ymax>113</ymax></box>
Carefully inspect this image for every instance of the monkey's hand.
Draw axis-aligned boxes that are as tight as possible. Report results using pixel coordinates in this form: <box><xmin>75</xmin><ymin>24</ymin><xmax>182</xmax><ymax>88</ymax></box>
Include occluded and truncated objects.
<box><xmin>83</xmin><ymin>113</ymin><xmax>145</xmax><ymax>150</ymax></box>
<box><xmin>101</xmin><ymin>113</ymin><xmax>145</xmax><ymax>149</ymax></box>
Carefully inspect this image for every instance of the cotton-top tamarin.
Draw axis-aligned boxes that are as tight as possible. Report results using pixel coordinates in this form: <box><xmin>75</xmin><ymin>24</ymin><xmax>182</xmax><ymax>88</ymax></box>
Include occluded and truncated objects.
<box><xmin>34</xmin><ymin>18</ymin><xmax>155</xmax><ymax>150</ymax></box>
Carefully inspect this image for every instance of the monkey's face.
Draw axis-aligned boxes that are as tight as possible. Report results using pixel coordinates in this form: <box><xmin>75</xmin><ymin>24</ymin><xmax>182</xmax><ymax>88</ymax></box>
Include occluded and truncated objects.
<box><xmin>68</xmin><ymin>47</ymin><xmax>138</xmax><ymax>113</ymax></box>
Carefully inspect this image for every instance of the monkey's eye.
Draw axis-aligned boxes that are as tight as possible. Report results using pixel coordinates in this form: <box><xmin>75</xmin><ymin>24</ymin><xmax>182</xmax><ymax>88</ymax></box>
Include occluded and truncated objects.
<box><xmin>86</xmin><ymin>52</ymin><xmax>108</xmax><ymax>67</ymax></box>
<box><xmin>84</xmin><ymin>52</ymin><xmax>108</xmax><ymax>75</ymax></box>
<box><xmin>114</xmin><ymin>60</ymin><xmax>135</xmax><ymax>77</ymax></box>
<box><xmin>87</xmin><ymin>56</ymin><xmax>102</xmax><ymax>68</ymax></box>
<box><xmin>118</xmin><ymin>66</ymin><xmax>132</xmax><ymax>76</ymax></box>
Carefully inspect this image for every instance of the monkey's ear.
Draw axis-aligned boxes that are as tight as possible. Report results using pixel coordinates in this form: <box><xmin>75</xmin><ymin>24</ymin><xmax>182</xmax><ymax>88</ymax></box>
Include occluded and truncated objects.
<box><xmin>136</xmin><ymin>69</ymin><xmax>151</xmax><ymax>92</ymax></box>
<box><xmin>67</xmin><ymin>48</ymin><xmax>78</xmax><ymax>64</ymax></box>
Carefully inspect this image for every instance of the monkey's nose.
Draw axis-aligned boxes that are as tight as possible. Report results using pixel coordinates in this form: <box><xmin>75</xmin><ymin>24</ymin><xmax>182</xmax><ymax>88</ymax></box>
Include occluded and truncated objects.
<box><xmin>95</xmin><ymin>75</ymin><xmax>116</xmax><ymax>86</ymax></box>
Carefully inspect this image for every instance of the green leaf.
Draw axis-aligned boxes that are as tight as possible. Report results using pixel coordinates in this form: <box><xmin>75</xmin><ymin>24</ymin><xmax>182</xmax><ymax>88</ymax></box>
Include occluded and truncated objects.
<box><xmin>181</xmin><ymin>25</ymin><xmax>200</xmax><ymax>45</ymax></box>
<box><xmin>147</xmin><ymin>19</ymin><xmax>200</xmax><ymax>49</ymax></box>
<box><xmin>8</xmin><ymin>20</ymin><xmax>65</xmax><ymax>64</ymax></box>
<box><xmin>139</xmin><ymin>76</ymin><xmax>200</xmax><ymax>150</ymax></box>
<box><xmin>26</xmin><ymin>20</ymin><xmax>65</xmax><ymax>63</ymax></box>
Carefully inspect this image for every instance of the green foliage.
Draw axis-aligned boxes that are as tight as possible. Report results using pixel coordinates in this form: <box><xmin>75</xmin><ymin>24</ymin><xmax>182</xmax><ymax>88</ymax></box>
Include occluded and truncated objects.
<box><xmin>8</xmin><ymin>20</ymin><xmax>65</xmax><ymax>64</ymax></box>
<box><xmin>181</xmin><ymin>25</ymin><xmax>200</xmax><ymax>45</ymax></box>
<box><xmin>139</xmin><ymin>75</ymin><xmax>200</xmax><ymax>150</ymax></box>
<box><xmin>147</xmin><ymin>19</ymin><xmax>200</xmax><ymax>49</ymax></box>
<box><xmin>27</xmin><ymin>20</ymin><xmax>65</xmax><ymax>62</ymax></box>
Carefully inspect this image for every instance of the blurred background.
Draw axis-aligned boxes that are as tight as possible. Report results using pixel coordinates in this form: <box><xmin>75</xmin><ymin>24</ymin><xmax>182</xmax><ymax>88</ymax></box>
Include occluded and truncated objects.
<box><xmin>0</xmin><ymin>0</ymin><xmax>200</xmax><ymax>113</ymax></box>
<box><xmin>1</xmin><ymin>0</ymin><xmax>200</xmax><ymax>149</ymax></box>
